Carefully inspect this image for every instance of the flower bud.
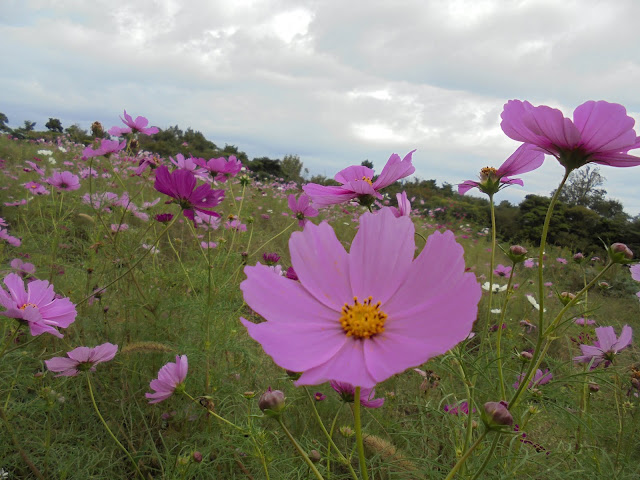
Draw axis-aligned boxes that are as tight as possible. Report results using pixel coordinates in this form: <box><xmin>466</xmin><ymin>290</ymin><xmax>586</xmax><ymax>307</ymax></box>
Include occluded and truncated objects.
<box><xmin>608</xmin><ymin>243</ymin><xmax>634</xmax><ymax>264</ymax></box>
<box><xmin>573</xmin><ymin>252</ymin><xmax>585</xmax><ymax>263</ymax></box>
<box><xmin>309</xmin><ymin>450</ymin><xmax>321</xmax><ymax>463</ymax></box>
<box><xmin>588</xmin><ymin>383</ymin><xmax>600</xmax><ymax>393</ymax></box>
<box><xmin>558</xmin><ymin>291</ymin><xmax>576</xmax><ymax>306</ymax></box>
<box><xmin>519</xmin><ymin>351</ymin><xmax>533</xmax><ymax>361</ymax></box>
<box><xmin>193</xmin><ymin>451</ymin><xmax>203</xmax><ymax>463</ymax></box>
<box><xmin>339</xmin><ymin>426</ymin><xmax>355</xmax><ymax>438</ymax></box>
<box><xmin>483</xmin><ymin>401</ymin><xmax>513</xmax><ymax>429</ymax></box>
<box><xmin>507</xmin><ymin>245</ymin><xmax>528</xmax><ymax>264</ymax></box>
<box><xmin>258</xmin><ymin>387</ymin><xmax>286</xmax><ymax>418</ymax></box>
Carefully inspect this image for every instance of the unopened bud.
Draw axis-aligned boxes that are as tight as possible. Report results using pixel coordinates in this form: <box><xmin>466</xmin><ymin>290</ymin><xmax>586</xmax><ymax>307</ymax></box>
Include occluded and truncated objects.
<box><xmin>558</xmin><ymin>291</ymin><xmax>576</xmax><ymax>306</ymax></box>
<box><xmin>573</xmin><ymin>252</ymin><xmax>585</xmax><ymax>263</ymax></box>
<box><xmin>519</xmin><ymin>351</ymin><xmax>533</xmax><ymax>361</ymax></box>
<box><xmin>483</xmin><ymin>401</ymin><xmax>513</xmax><ymax>429</ymax></box>
<box><xmin>193</xmin><ymin>451</ymin><xmax>203</xmax><ymax>463</ymax></box>
<box><xmin>339</xmin><ymin>426</ymin><xmax>355</xmax><ymax>438</ymax></box>
<box><xmin>588</xmin><ymin>383</ymin><xmax>600</xmax><ymax>393</ymax></box>
<box><xmin>258</xmin><ymin>387</ymin><xmax>286</xmax><ymax>418</ymax></box>
<box><xmin>609</xmin><ymin>243</ymin><xmax>634</xmax><ymax>264</ymax></box>
<box><xmin>309</xmin><ymin>450</ymin><xmax>321</xmax><ymax>463</ymax></box>
<box><xmin>508</xmin><ymin>245</ymin><xmax>528</xmax><ymax>264</ymax></box>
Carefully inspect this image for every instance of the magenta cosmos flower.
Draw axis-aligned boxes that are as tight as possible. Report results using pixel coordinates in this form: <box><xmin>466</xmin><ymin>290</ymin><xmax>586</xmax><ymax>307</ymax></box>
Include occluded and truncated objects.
<box><xmin>330</xmin><ymin>380</ymin><xmax>384</xmax><ymax>408</ymax></box>
<box><xmin>146</xmin><ymin>355</ymin><xmax>188</xmax><ymax>404</ymax></box>
<box><xmin>195</xmin><ymin>155</ymin><xmax>243</xmax><ymax>182</ymax></box>
<box><xmin>302</xmin><ymin>151</ymin><xmax>416</xmax><ymax>208</ymax></box>
<box><xmin>240</xmin><ymin>207</ymin><xmax>481</xmax><ymax>388</ymax></box>
<box><xmin>109</xmin><ymin>110</ymin><xmax>159</xmax><ymax>136</ymax></box>
<box><xmin>458</xmin><ymin>144</ymin><xmax>544</xmax><ymax>195</ymax></box>
<box><xmin>389</xmin><ymin>191</ymin><xmax>411</xmax><ymax>217</ymax></box>
<box><xmin>154</xmin><ymin>165</ymin><xmax>224</xmax><ymax>221</ymax></box>
<box><xmin>47</xmin><ymin>171</ymin><xmax>81</xmax><ymax>191</ymax></box>
<box><xmin>574</xmin><ymin>325</ymin><xmax>632</xmax><ymax>368</ymax></box>
<box><xmin>288</xmin><ymin>194</ymin><xmax>319</xmax><ymax>227</ymax></box>
<box><xmin>83</xmin><ymin>139</ymin><xmax>126</xmax><ymax>159</ymax></box>
<box><xmin>501</xmin><ymin>100</ymin><xmax>640</xmax><ymax>171</ymax></box>
<box><xmin>45</xmin><ymin>343</ymin><xmax>118</xmax><ymax>376</ymax></box>
<box><xmin>513</xmin><ymin>369</ymin><xmax>553</xmax><ymax>389</ymax></box>
<box><xmin>0</xmin><ymin>273</ymin><xmax>77</xmax><ymax>338</ymax></box>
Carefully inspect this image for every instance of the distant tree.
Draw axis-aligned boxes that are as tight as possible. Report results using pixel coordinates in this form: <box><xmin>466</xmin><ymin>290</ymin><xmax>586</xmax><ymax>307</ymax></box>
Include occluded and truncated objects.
<box><xmin>0</xmin><ymin>112</ymin><xmax>10</xmax><ymax>132</ymax></box>
<box><xmin>45</xmin><ymin>117</ymin><xmax>63</xmax><ymax>133</ymax></box>
<box><xmin>553</xmin><ymin>166</ymin><xmax>607</xmax><ymax>207</ymax></box>
<box><xmin>65</xmin><ymin>124</ymin><xmax>90</xmax><ymax>143</ymax></box>
<box><xmin>281</xmin><ymin>154</ymin><xmax>304</xmax><ymax>183</ymax></box>
<box><xmin>247</xmin><ymin>157</ymin><xmax>283</xmax><ymax>178</ymax></box>
<box><xmin>590</xmin><ymin>198</ymin><xmax>628</xmax><ymax>221</ymax></box>
<box><xmin>361</xmin><ymin>159</ymin><xmax>374</xmax><ymax>169</ymax></box>
<box><xmin>22</xmin><ymin>120</ymin><xmax>36</xmax><ymax>132</ymax></box>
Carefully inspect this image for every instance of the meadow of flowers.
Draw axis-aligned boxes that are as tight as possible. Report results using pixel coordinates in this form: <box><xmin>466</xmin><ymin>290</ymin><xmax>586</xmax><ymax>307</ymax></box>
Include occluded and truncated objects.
<box><xmin>0</xmin><ymin>102</ymin><xmax>639</xmax><ymax>479</ymax></box>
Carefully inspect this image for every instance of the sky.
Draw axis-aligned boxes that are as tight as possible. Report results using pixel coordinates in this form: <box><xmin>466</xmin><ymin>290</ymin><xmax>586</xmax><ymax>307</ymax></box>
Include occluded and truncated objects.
<box><xmin>2</xmin><ymin>0</ymin><xmax>640</xmax><ymax>214</ymax></box>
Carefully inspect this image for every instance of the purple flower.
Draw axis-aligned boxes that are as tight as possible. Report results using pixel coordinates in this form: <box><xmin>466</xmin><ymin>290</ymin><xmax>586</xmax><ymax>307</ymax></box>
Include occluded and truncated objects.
<box><xmin>0</xmin><ymin>228</ymin><xmax>21</xmax><ymax>247</ymax></box>
<box><xmin>513</xmin><ymin>369</ymin><xmax>553</xmax><ymax>389</ymax></box>
<box><xmin>501</xmin><ymin>100</ymin><xmax>640</xmax><ymax>171</ymax></box>
<box><xmin>155</xmin><ymin>213</ymin><xmax>174</xmax><ymax>223</ymax></box>
<box><xmin>146</xmin><ymin>355</ymin><xmax>188</xmax><ymax>404</ymax></box>
<box><xmin>23</xmin><ymin>181</ymin><xmax>48</xmax><ymax>195</ymax></box>
<box><xmin>575</xmin><ymin>317</ymin><xmax>596</xmax><ymax>326</ymax></box>
<box><xmin>458</xmin><ymin>144</ymin><xmax>544</xmax><ymax>195</ymax></box>
<box><xmin>108</xmin><ymin>110</ymin><xmax>159</xmax><ymax>136</ymax></box>
<box><xmin>195</xmin><ymin>156</ymin><xmax>243</xmax><ymax>182</ymax></box>
<box><xmin>225</xmin><ymin>219</ymin><xmax>247</xmax><ymax>232</ymax></box>
<box><xmin>0</xmin><ymin>273</ymin><xmax>77</xmax><ymax>338</ymax></box>
<box><xmin>47</xmin><ymin>171</ymin><xmax>81</xmax><ymax>191</ymax></box>
<box><xmin>262</xmin><ymin>253</ymin><xmax>281</xmax><ymax>265</ymax></box>
<box><xmin>389</xmin><ymin>191</ymin><xmax>411</xmax><ymax>217</ymax></box>
<box><xmin>556</xmin><ymin>257</ymin><xmax>567</xmax><ymax>264</ymax></box>
<box><xmin>444</xmin><ymin>401</ymin><xmax>474</xmax><ymax>415</ymax></box>
<box><xmin>302</xmin><ymin>151</ymin><xmax>416</xmax><ymax>208</ymax></box>
<box><xmin>314</xmin><ymin>392</ymin><xmax>327</xmax><ymax>402</ymax></box>
<box><xmin>10</xmin><ymin>258</ymin><xmax>36</xmax><ymax>278</ymax></box>
<box><xmin>83</xmin><ymin>139</ymin><xmax>126</xmax><ymax>158</ymax></box>
<box><xmin>240</xmin><ymin>207</ymin><xmax>481</xmax><ymax>388</ymax></box>
<box><xmin>574</xmin><ymin>325</ymin><xmax>633</xmax><ymax>368</ymax></box>
<box><xmin>288</xmin><ymin>194</ymin><xmax>319</xmax><ymax>227</ymax></box>
<box><xmin>154</xmin><ymin>165</ymin><xmax>224</xmax><ymax>221</ymax></box>
<box><xmin>330</xmin><ymin>380</ymin><xmax>384</xmax><ymax>408</ymax></box>
<box><xmin>493</xmin><ymin>264</ymin><xmax>512</xmax><ymax>278</ymax></box>
<box><xmin>45</xmin><ymin>343</ymin><xmax>118</xmax><ymax>376</ymax></box>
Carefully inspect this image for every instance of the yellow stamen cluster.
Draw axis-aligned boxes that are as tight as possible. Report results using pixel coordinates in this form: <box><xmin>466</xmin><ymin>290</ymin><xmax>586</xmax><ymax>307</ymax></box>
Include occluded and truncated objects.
<box><xmin>480</xmin><ymin>166</ymin><xmax>497</xmax><ymax>181</ymax></box>
<box><xmin>361</xmin><ymin>176</ymin><xmax>373</xmax><ymax>186</ymax></box>
<box><xmin>19</xmin><ymin>303</ymin><xmax>37</xmax><ymax>310</ymax></box>
<box><xmin>340</xmin><ymin>296</ymin><xmax>387</xmax><ymax>339</ymax></box>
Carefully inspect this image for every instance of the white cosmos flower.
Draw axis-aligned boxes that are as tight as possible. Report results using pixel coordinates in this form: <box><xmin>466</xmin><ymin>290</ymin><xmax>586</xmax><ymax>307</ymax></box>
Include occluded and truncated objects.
<box><xmin>37</xmin><ymin>149</ymin><xmax>53</xmax><ymax>156</ymax></box>
<box><xmin>526</xmin><ymin>294</ymin><xmax>547</xmax><ymax>312</ymax></box>
<box><xmin>482</xmin><ymin>282</ymin><xmax>507</xmax><ymax>293</ymax></box>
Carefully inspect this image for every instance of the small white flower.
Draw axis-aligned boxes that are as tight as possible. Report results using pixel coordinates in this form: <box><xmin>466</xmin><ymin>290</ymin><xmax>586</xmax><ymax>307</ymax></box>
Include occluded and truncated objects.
<box><xmin>526</xmin><ymin>294</ymin><xmax>547</xmax><ymax>312</ymax></box>
<box><xmin>482</xmin><ymin>282</ymin><xmax>507</xmax><ymax>293</ymax></box>
<box><xmin>142</xmin><ymin>243</ymin><xmax>159</xmax><ymax>255</ymax></box>
<box><xmin>37</xmin><ymin>149</ymin><xmax>53</xmax><ymax>156</ymax></box>
<box><xmin>0</xmin><ymin>468</ymin><xmax>9</xmax><ymax>479</ymax></box>
<box><xmin>491</xmin><ymin>308</ymin><xmax>502</xmax><ymax>314</ymax></box>
<box><xmin>58</xmin><ymin>146</ymin><xmax>67</xmax><ymax>153</ymax></box>
<box><xmin>48</xmin><ymin>158</ymin><xmax>57</xmax><ymax>165</ymax></box>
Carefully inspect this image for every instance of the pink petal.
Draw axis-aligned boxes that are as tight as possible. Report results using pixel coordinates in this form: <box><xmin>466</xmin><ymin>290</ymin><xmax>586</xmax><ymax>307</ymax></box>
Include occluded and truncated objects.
<box><xmin>67</xmin><ymin>346</ymin><xmax>93</xmax><ymax>363</ymax></box>
<box><xmin>335</xmin><ymin>165</ymin><xmax>374</xmax><ymax>184</ymax></box>
<box><xmin>458</xmin><ymin>180</ymin><xmax>479</xmax><ymax>195</ymax></box>
<box><xmin>302</xmin><ymin>184</ymin><xmax>357</xmax><ymax>207</ymax></box>
<box><xmin>373</xmin><ymin>150</ymin><xmax>416</xmax><ymax>189</ymax></box>
<box><xmin>614</xmin><ymin>325</ymin><xmax>633</xmax><ymax>351</ymax></box>
<box><xmin>595</xmin><ymin>326</ymin><xmax>616</xmax><ymax>351</ymax></box>
<box><xmin>496</xmin><ymin>144</ymin><xmax>544</xmax><ymax>177</ymax></box>
<box><xmin>573</xmin><ymin>101</ymin><xmax>636</xmax><ymax>152</ymax></box>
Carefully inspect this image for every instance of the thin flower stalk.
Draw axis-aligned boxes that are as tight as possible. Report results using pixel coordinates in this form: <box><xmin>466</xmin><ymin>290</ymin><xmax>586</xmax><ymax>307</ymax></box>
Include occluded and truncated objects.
<box><xmin>183</xmin><ymin>391</ymin><xmax>245</xmax><ymax>432</ymax></box>
<box><xmin>470</xmin><ymin>434</ymin><xmax>500</xmax><ymax>480</ymax></box>
<box><xmin>496</xmin><ymin>264</ymin><xmax>517</xmax><ymax>399</ymax></box>
<box><xmin>480</xmin><ymin>194</ymin><xmax>497</xmax><ymax>351</ymax></box>
<box><xmin>353</xmin><ymin>386</ymin><xmax>369</xmax><ymax>480</ymax></box>
<box><xmin>276</xmin><ymin>417</ymin><xmax>325</xmax><ymax>480</ymax></box>
<box><xmin>444</xmin><ymin>430</ymin><xmax>489</xmax><ymax>480</ymax></box>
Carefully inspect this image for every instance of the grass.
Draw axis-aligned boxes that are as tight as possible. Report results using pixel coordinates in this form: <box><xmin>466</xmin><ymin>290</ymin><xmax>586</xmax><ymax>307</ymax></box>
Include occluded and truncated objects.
<box><xmin>0</xmin><ymin>132</ymin><xmax>639</xmax><ymax>479</ymax></box>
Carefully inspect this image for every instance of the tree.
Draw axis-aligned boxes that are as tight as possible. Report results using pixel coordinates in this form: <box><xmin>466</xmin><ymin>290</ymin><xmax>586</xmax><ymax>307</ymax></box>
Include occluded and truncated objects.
<box><xmin>281</xmin><ymin>154</ymin><xmax>304</xmax><ymax>183</ymax></box>
<box><xmin>45</xmin><ymin>117</ymin><xmax>63</xmax><ymax>133</ymax></box>
<box><xmin>553</xmin><ymin>166</ymin><xmax>607</xmax><ymax>207</ymax></box>
<box><xmin>361</xmin><ymin>159</ymin><xmax>374</xmax><ymax>169</ymax></box>
<box><xmin>0</xmin><ymin>112</ymin><xmax>10</xmax><ymax>132</ymax></box>
<box><xmin>22</xmin><ymin>120</ymin><xmax>36</xmax><ymax>132</ymax></box>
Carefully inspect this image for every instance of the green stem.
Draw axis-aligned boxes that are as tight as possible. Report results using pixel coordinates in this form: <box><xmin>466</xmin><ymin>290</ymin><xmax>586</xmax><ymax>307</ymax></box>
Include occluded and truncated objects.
<box><xmin>444</xmin><ymin>430</ymin><xmax>489</xmax><ymax>480</ymax></box>
<box><xmin>496</xmin><ymin>266</ymin><xmax>516</xmax><ymax>400</ymax></box>
<box><xmin>183</xmin><ymin>391</ymin><xmax>245</xmax><ymax>432</ymax></box>
<box><xmin>303</xmin><ymin>387</ymin><xmax>359</xmax><ymax>480</ymax></box>
<box><xmin>86</xmin><ymin>375</ymin><xmax>144</xmax><ymax>480</ymax></box>
<box><xmin>277</xmin><ymin>417</ymin><xmax>325</xmax><ymax>480</ymax></box>
<box><xmin>0</xmin><ymin>404</ymin><xmax>45</xmax><ymax>480</ymax></box>
<box><xmin>354</xmin><ymin>386</ymin><xmax>369</xmax><ymax>480</ymax></box>
<box><xmin>470</xmin><ymin>434</ymin><xmax>500</xmax><ymax>480</ymax></box>
<box><xmin>483</xmin><ymin>194</ymin><xmax>497</xmax><ymax>340</ymax></box>
<box><xmin>326</xmin><ymin>404</ymin><xmax>345</xmax><ymax>478</ymax></box>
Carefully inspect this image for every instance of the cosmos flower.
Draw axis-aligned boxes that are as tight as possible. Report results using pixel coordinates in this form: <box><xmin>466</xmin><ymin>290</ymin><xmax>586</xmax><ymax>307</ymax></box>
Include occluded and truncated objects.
<box><xmin>444</xmin><ymin>401</ymin><xmax>474</xmax><ymax>415</ymax></box>
<box><xmin>47</xmin><ymin>171</ymin><xmax>81</xmax><ymax>191</ymax></box>
<box><xmin>302</xmin><ymin>151</ymin><xmax>416</xmax><ymax>208</ymax></box>
<box><xmin>23</xmin><ymin>181</ymin><xmax>48</xmax><ymax>195</ymax></box>
<box><xmin>574</xmin><ymin>325</ymin><xmax>632</xmax><ymax>368</ymax></box>
<box><xmin>0</xmin><ymin>228</ymin><xmax>21</xmax><ymax>247</ymax></box>
<box><xmin>240</xmin><ymin>207</ymin><xmax>481</xmax><ymax>388</ymax></box>
<box><xmin>83</xmin><ymin>139</ymin><xmax>126</xmax><ymax>158</ymax></box>
<box><xmin>108</xmin><ymin>110</ymin><xmax>159</xmax><ymax>136</ymax></box>
<box><xmin>45</xmin><ymin>343</ymin><xmax>118</xmax><ymax>376</ymax></box>
<box><xmin>0</xmin><ymin>273</ymin><xmax>77</xmax><ymax>338</ymax></box>
<box><xmin>458</xmin><ymin>144</ymin><xmax>544</xmax><ymax>195</ymax></box>
<box><xmin>153</xmin><ymin>165</ymin><xmax>224</xmax><ymax>221</ymax></box>
<box><xmin>493</xmin><ymin>264</ymin><xmax>512</xmax><ymax>277</ymax></box>
<box><xmin>195</xmin><ymin>155</ymin><xmax>243</xmax><ymax>182</ymax></box>
<box><xmin>501</xmin><ymin>100</ymin><xmax>640</xmax><ymax>171</ymax></box>
<box><xmin>10</xmin><ymin>258</ymin><xmax>35</xmax><ymax>278</ymax></box>
<box><xmin>287</xmin><ymin>194</ymin><xmax>319</xmax><ymax>227</ymax></box>
<box><xmin>389</xmin><ymin>191</ymin><xmax>411</xmax><ymax>217</ymax></box>
<box><xmin>330</xmin><ymin>380</ymin><xmax>384</xmax><ymax>408</ymax></box>
<box><xmin>513</xmin><ymin>369</ymin><xmax>553</xmax><ymax>389</ymax></box>
<box><xmin>146</xmin><ymin>355</ymin><xmax>188</xmax><ymax>404</ymax></box>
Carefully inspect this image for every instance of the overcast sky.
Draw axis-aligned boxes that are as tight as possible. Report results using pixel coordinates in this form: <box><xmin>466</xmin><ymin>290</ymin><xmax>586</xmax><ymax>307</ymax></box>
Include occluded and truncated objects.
<box><xmin>2</xmin><ymin>0</ymin><xmax>640</xmax><ymax>214</ymax></box>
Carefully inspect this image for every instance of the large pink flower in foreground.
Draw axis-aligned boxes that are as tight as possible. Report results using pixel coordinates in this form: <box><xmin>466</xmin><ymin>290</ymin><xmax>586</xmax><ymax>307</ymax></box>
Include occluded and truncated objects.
<box><xmin>146</xmin><ymin>355</ymin><xmax>188</xmax><ymax>404</ymax></box>
<box><xmin>0</xmin><ymin>273</ymin><xmax>77</xmax><ymax>338</ymax></box>
<box><xmin>458</xmin><ymin>144</ymin><xmax>544</xmax><ymax>195</ymax></box>
<box><xmin>501</xmin><ymin>100</ymin><xmax>640</xmax><ymax>171</ymax></box>
<box><xmin>240</xmin><ymin>207</ymin><xmax>481</xmax><ymax>388</ymax></box>
<box><xmin>302</xmin><ymin>151</ymin><xmax>416</xmax><ymax>207</ymax></box>
<box><xmin>45</xmin><ymin>343</ymin><xmax>118</xmax><ymax>376</ymax></box>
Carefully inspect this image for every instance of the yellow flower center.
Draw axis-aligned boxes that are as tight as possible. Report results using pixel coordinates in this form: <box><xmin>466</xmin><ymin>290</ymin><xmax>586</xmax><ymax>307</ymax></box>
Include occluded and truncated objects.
<box><xmin>361</xmin><ymin>176</ymin><xmax>373</xmax><ymax>186</ymax></box>
<box><xmin>480</xmin><ymin>167</ymin><xmax>497</xmax><ymax>181</ymax></box>
<box><xmin>20</xmin><ymin>303</ymin><xmax>37</xmax><ymax>310</ymax></box>
<box><xmin>340</xmin><ymin>296</ymin><xmax>387</xmax><ymax>339</ymax></box>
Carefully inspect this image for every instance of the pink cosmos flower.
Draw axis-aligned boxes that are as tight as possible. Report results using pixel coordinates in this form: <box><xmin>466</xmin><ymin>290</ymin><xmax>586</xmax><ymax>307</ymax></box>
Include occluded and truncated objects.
<box><xmin>0</xmin><ymin>273</ymin><xmax>77</xmax><ymax>338</ymax></box>
<box><xmin>153</xmin><ymin>165</ymin><xmax>224</xmax><ymax>221</ymax></box>
<box><xmin>631</xmin><ymin>263</ymin><xmax>640</xmax><ymax>281</ymax></box>
<box><xmin>169</xmin><ymin>154</ymin><xmax>207</xmax><ymax>178</ymax></box>
<box><xmin>444</xmin><ymin>401</ymin><xmax>475</xmax><ymax>415</ymax></box>
<box><xmin>0</xmin><ymin>228</ymin><xmax>21</xmax><ymax>247</ymax></box>
<box><xmin>240</xmin><ymin>207</ymin><xmax>481</xmax><ymax>388</ymax></box>
<box><xmin>501</xmin><ymin>100</ymin><xmax>640</xmax><ymax>171</ymax></box>
<box><xmin>493</xmin><ymin>264</ymin><xmax>512</xmax><ymax>278</ymax></box>
<box><xmin>225</xmin><ymin>219</ymin><xmax>247</xmax><ymax>231</ymax></box>
<box><xmin>574</xmin><ymin>325</ymin><xmax>633</xmax><ymax>368</ymax></box>
<box><xmin>83</xmin><ymin>139</ymin><xmax>126</xmax><ymax>158</ymax></box>
<box><xmin>458</xmin><ymin>144</ymin><xmax>544</xmax><ymax>195</ymax></box>
<box><xmin>146</xmin><ymin>355</ymin><xmax>188</xmax><ymax>404</ymax></box>
<box><xmin>575</xmin><ymin>317</ymin><xmax>596</xmax><ymax>326</ymax></box>
<box><xmin>10</xmin><ymin>258</ymin><xmax>35</xmax><ymax>277</ymax></box>
<box><xmin>302</xmin><ymin>151</ymin><xmax>416</xmax><ymax>208</ymax></box>
<box><xmin>108</xmin><ymin>110</ymin><xmax>159</xmax><ymax>136</ymax></box>
<box><xmin>287</xmin><ymin>194</ymin><xmax>319</xmax><ymax>227</ymax></box>
<box><xmin>23</xmin><ymin>181</ymin><xmax>48</xmax><ymax>195</ymax></box>
<box><xmin>513</xmin><ymin>369</ymin><xmax>553</xmax><ymax>389</ymax></box>
<box><xmin>45</xmin><ymin>343</ymin><xmax>118</xmax><ymax>376</ymax></box>
<box><xmin>389</xmin><ymin>191</ymin><xmax>411</xmax><ymax>217</ymax></box>
<box><xmin>330</xmin><ymin>380</ymin><xmax>384</xmax><ymax>408</ymax></box>
<box><xmin>47</xmin><ymin>171</ymin><xmax>81</xmax><ymax>191</ymax></box>
<box><xmin>195</xmin><ymin>155</ymin><xmax>243</xmax><ymax>182</ymax></box>
<box><xmin>556</xmin><ymin>257</ymin><xmax>567</xmax><ymax>264</ymax></box>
